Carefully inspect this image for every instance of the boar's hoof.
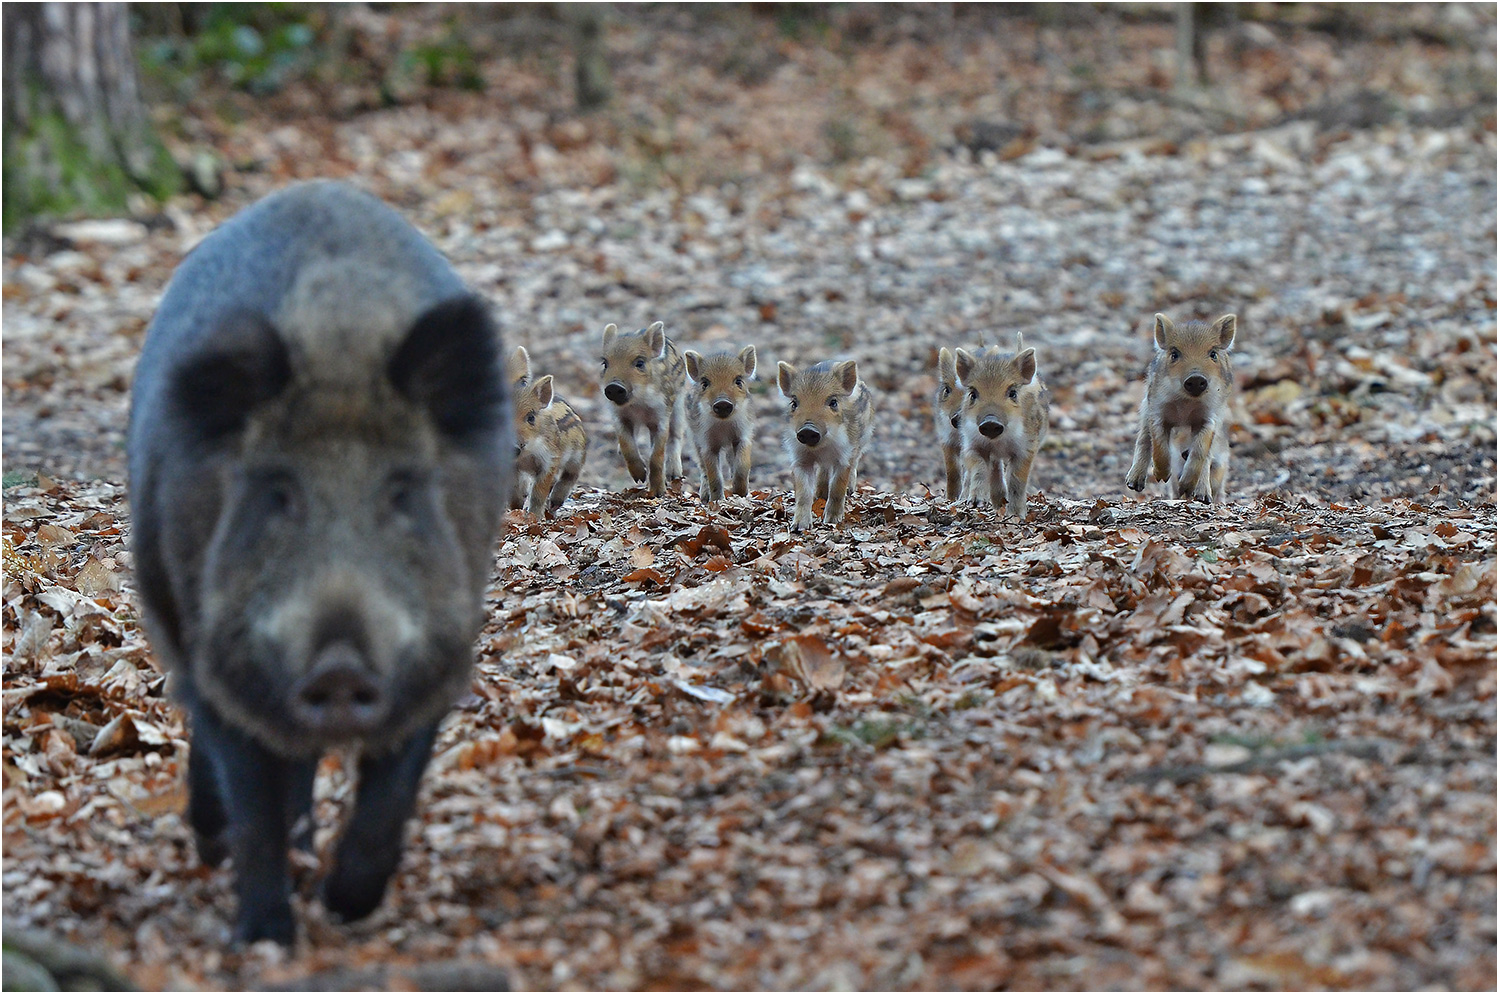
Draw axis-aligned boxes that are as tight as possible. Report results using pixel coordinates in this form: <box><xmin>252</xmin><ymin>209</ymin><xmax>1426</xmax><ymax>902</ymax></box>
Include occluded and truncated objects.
<box><xmin>194</xmin><ymin>828</ymin><xmax>229</xmax><ymax>868</ymax></box>
<box><xmin>235</xmin><ymin>903</ymin><xmax>296</xmax><ymax>947</ymax></box>
<box><xmin>322</xmin><ymin>863</ymin><xmax>394</xmax><ymax>924</ymax></box>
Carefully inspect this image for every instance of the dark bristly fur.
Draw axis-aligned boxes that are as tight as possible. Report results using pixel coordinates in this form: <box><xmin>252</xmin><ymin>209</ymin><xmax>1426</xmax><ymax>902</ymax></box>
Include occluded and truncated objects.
<box><xmin>127</xmin><ymin>181</ymin><xmax>510</xmax><ymax>946</ymax></box>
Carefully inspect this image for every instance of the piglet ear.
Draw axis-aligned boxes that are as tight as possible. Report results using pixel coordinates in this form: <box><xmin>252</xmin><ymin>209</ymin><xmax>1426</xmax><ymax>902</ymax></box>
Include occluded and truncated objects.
<box><xmin>683</xmin><ymin>350</ymin><xmax>703</xmax><ymax>381</ymax></box>
<box><xmin>833</xmin><ymin>360</ymin><xmax>859</xmax><ymax>393</ymax></box>
<box><xmin>777</xmin><ymin>361</ymin><xmax>796</xmax><ymax>398</ymax></box>
<box><xmin>645</xmin><ymin>321</ymin><xmax>667</xmax><ymax>357</ymax></box>
<box><xmin>388</xmin><ymin>294</ymin><xmax>506</xmax><ymax>446</ymax></box>
<box><xmin>1016</xmin><ymin>348</ymin><xmax>1037</xmax><ymax>384</ymax></box>
<box><xmin>533</xmin><ymin>374</ymin><xmax>555</xmax><ymax>409</ymax></box>
<box><xmin>1153</xmin><ymin>313</ymin><xmax>1174</xmax><ymax>350</ymax></box>
<box><xmin>1212</xmin><ymin>313</ymin><xmax>1237</xmax><ymax>350</ymax></box>
<box><xmin>170</xmin><ymin>309</ymin><xmax>291</xmax><ymax>446</ymax></box>
<box><xmin>601</xmin><ymin>323</ymin><xmax>618</xmax><ymax>350</ymax></box>
<box><xmin>739</xmin><ymin>345</ymin><xmax>757</xmax><ymax>378</ymax></box>
<box><xmin>954</xmin><ymin>347</ymin><xmax>977</xmax><ymax>384</ymax></box>
<box><xmin>507</xmin><ymin>346</ymin><xmax>532</xmax><ymax>387</ymax></box>
<box><xmin>938</xmin><ymin>347</ymin><xmax>957</xmax><ymax>386</ymax></box>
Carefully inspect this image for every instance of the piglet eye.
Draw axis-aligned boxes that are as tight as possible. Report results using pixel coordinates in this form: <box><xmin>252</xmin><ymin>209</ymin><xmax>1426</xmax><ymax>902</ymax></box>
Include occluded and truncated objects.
<box><xmin>526</xmin><ymin>412</ymin><xmax>536</xmax><ymax>425</ymax></box>
<box><xmin>600</xmin><ymin>359</ymin><xmax>609</xmax><ymax>371</ymax></box>
<box><xmin>1007</xmin><ymin>387</ymin><xmax>1018</xmax><ymax>401</ymax></box>
<box><xmin>789</xmin><ymin>398</ymin><xmax>799</xmax><ymax>411</ymax></box>
<box><xmin>701</xmin><ymin>378</ymin><xmax>712</xmax><ymax>389</ymax></box>
<box><xmin>967</xmin><ymin>387</ymin><xmax>978</xmax><ymax>402</ymax></box>
<box><xmin>634</xmin><ymin>358</ymin><xmax>647</xmax><ymax>370</ymax></box>
<box><xmin>1169</xmin><ymin>348</ymin><xmax>1181</xmax><ymax>363</ymax></box>
<box><xmin>734</xmin><ymin>377</ymin><xmax>744</xmax><ymax>388</ymax></box>
<box><xmin>940</xmin><ymin>385</ymin><xmax>951</xmax><ymax>398</ymax></box>
<box><xmin>827</xmin><ymin>397</ymin><xmax>838</xmax><ymax>410</ymax></box>
<box><xmin>1209</xmin><ymin>349</ymin><xmax>1218</xmax><ymax>361</ymax></box>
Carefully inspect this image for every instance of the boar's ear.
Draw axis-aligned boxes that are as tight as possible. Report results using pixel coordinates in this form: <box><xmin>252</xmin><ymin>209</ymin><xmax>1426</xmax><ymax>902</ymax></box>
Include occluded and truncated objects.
<box><xmin>533</xmin><ymin>375</ymin><xmax>555</xmax><ymax>409</ymax></box>
<box><xmin>1153</xmin><ymin>313</ymin><xmax>1174</xmax><ymax>350</ymax></box>
<box><xmin>739</xmin><ymin>345</ymin><xmax>757</xmax><ymax>378</ymax></box>
<box><xmin>833</xmin><ymin>360</ymin><xmax>859</xmax><ymax>393</ymax></box>
<box><xmin>777</xmin><ymin>361</ymin><xmax>796</xmax><ymax>398</ymax></box>
<box><xmin>953</xmin><ymin>347</ymin><xmax>977</xmax><ymax>384</ymax></box>
<box><xmin>388</xmin><ymin>294</ymin><xmax>505</xmax><ymax>445</ymax></box>
<box><xmin>645</xmin><ymin>321</ymin><xmax>667</xmax><ymax>357</ymax></box>
<box><xmin>601</xmin><ymin>323</ymin><xmax>618</xmax><ymax>350</ymax></box>
<box><xmin>1212</xmin><ymin>313</ymin><xmax>1237</xmax><ymax>350</ymax></box>
<box><xmin>683</xmin><ymin>350</ymin><xmax>703</xmax><ymax>381</ymax></box>
<box><xmin>507</xmin><ymin>346</ymin><xmax>532</xmax><ymax>387</ymax></box>
<box><xmin>938</xmin><ymin>347</ymin><xmax>957</xmax><ymax>386</ymax></box>
<box><xmin>170</xmin><ymin>309</ymin><xmax>291</xmax><ymax>445</ymax></box>
<box><xmin>1016</xmin><ymin>348</ymin><xmax>1037</xmax><ymax>384</ymax></box>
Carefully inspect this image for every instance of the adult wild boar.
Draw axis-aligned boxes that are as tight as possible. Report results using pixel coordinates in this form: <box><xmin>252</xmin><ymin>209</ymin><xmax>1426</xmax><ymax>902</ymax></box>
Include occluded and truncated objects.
<box><xmin>127</xmin><ymin>181</ymin><xmax>510</xmax><ymax>944</ymax></box>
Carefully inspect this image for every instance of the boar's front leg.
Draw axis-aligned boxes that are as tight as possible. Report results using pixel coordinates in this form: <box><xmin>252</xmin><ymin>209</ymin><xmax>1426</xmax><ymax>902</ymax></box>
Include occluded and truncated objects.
<box><xmin>646</xmin><ymin>425</ymin><xmax>670</xmax><ymax>497</ymax></box>
<box><xmin>731</xmin><ymin>442</ymin><xmax>751</xmax><ymax>498</ymax></box>
<box><xmin>942</xmin><ymin>444</ymin><xmax>962</xmax><ymax>502</ymax></box>
<box><xmin>666</xmin><ymin>396</ymin><xmax>686</xmax><ymax>480</ymax></box>
<box><xmin>1176</xmin><ymin>426</ymin><xmax>1217</xmax><ymax>503</ymax></box>
<box><xmin>1125</xmin><ymin>418</ymin><xmax>1154</xmax><ymax>492</ymax></box>
<box><xmin>191</xmin><ymin>705</ymin><xmax>299</xmax><ymax>945</ymax></box>
<box><xmin>321</xmin><ymin>720</ymin><xmax>440</xmax><ymax>924</ymax></box>
<box><xmin>1004</xmin><ymin>452</ymin><xmax>1036</xmax><ymax>521</ymax></box>
<box><xmin>616</xmin><ymin>423</ymin><xmax>647</xmax><ymax>484</ymax></box>
<box><xmin>789</xmin><ymin>466</ymin><xmax>817</xmax><ymax>532</ymax></box>
<box><xmin>823</xmin><ymin>465</ymin><xmax>853</xmax><ymax>525</ymax></box>
<box><xmin>699</xmin><ymin>445</ymin><xmax>725</xmax><ymax>503</ymax></box>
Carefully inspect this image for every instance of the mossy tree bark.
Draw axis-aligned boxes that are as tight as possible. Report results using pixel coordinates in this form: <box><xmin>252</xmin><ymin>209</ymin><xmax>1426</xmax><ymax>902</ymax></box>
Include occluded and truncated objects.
<box><xmin>2</xmin><ymin>2</ymin><xmax>177</xmax><ymax>231</ymax></box>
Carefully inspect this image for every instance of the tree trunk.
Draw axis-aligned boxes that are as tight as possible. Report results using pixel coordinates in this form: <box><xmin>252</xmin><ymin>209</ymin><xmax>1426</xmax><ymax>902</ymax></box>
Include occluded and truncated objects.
<box><xmin>3</xmin><ymin>2</ymin><xmax>176</xmax><ymax>230</ymax></box>
<box><xmin>568</xmin><ymin>4</ymin><xmax>612</xmax><ymax>111</ymax></box>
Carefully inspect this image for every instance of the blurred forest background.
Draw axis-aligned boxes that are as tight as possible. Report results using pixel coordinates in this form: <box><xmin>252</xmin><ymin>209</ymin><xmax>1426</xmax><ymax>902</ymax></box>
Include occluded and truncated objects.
<box><xmin>4</xmin><ymin>2</ymin><xmax>1496</xmax><ymax>229</ymax></box>
<box><xmin>2</xmin><ymin>3</ymin><xmax>1495</xmax><ymax>991</ymax></box>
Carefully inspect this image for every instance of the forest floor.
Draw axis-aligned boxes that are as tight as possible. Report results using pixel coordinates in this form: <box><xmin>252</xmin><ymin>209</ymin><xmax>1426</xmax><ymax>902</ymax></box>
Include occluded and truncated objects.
<box><xmin>3</xmin><ymin>6</ymin><xmax>1497</xmax><ymax>990</ymax></box>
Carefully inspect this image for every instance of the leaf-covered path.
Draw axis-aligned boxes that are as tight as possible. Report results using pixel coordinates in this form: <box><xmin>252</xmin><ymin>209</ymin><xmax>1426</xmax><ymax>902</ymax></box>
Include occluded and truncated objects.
<box><xmin>3</xmin><ymin>7</ymin><xmax>1495</xmax><ymax>990</ymax></box>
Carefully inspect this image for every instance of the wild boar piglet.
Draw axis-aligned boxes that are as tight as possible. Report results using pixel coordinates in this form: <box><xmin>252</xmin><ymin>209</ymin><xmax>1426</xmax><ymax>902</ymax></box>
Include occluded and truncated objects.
<box><xmin>953</xmin><ymin>335</ymin><xmax>1049</xmax><ymax>519</ymax></box>
<box><xmin>510</xmin><ymin>347</ymin><xmax>587</xmax><ymax>517</ymax></box>
<box><xmin>684</xmin><ymin>345</ymin><xmax>757</xmax><ymax>503</ymax></box>
<box><xmin>1125</xmin><ymin>313</ymin><xmax>1236</xmax><ymax>503</ymax></box>
<box><xmin>599</xmin><ymin>320</ymin><xmax>686</xmax><ymax>496</ymax></box>
<box><xmin>777</xmin><ymin>359</ymin><xmax>874</xmax><ymax>531</ymax></box>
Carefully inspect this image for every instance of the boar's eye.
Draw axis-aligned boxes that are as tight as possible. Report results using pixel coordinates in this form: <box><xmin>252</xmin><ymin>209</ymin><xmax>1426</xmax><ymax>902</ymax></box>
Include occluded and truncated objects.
<box><xmin>243</xmin><ymin>468</ymin><xmax>303</xmax><ymax>526</ymax></box>
<box><xmin>701</xmin><ymin>378</ymin><xmax>712</xmax><ymax>389</ymax></box>
<box><xmin>1169</xmin><ymin>348</ymin><xmax>1181</xmax><ymax>363</ymax></box>
<box><xmin>634</xmin><ymin>357</ymin><xmax>647</xmax><ymax>371</ymax></box>
<box><xmin>734</xmin><ymin>377</ymin><xmax>744</xmax><ymax>389</ymax></box>
<box><xmin>827</xmin><ymin>397</ymin><xmax>838</xmax><ymax>410</ymax></box>
<box><xmin>1007</xmin><ymin>386</ymin><xmax>1019</xmax><ymax>401</ymax></box>
<box><xmin>967</xmin><ymin>387</ymin><xmax>978</xmax><ymax>403</ymax></box>
<box><xmin>526</xmin><ymin>412</ymin><xmax>537</xmax><ymax>425</ymax></box>
<box><xmin>385</xmin><ymin>470</ymin><xmax>430</xmax><ymax>519</ymax></box>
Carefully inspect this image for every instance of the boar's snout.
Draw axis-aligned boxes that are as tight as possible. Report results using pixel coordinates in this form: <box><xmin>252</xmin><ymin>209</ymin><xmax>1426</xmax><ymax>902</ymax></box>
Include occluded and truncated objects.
<box><xmin>979</xmin><ymin>417</ymin><xmax>1004</xmax><ymax>439</ymax></box>
<box><xmin>292</xmin><ymin>644</ymin><xmax>386</xmax><ymax>738</ymax></box>
<box><xmin>604</xmin><ymin>381</ymin><xmax>629</xmax><ymax>405</ymax></box>
<box><xmin>712</xmin><ymin>399</ymin><xmax>735</xmax><ymax>419</ymax></box>
<box><xmin>796</xmin><ymin>424</ymin><xmax>822</xmax><ymax>447</ymax></box>
<box><xmin>1183</xmin><ymin>374</ymin><xmax>1209</xmax><ymax>397</ymax></box>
